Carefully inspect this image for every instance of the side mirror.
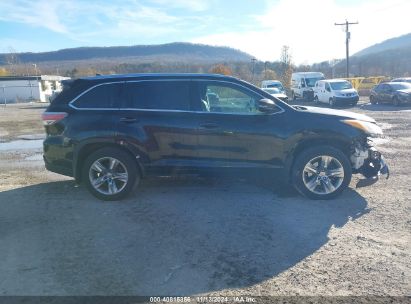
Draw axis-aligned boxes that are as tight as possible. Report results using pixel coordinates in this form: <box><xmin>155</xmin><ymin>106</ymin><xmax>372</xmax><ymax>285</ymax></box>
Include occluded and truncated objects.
<box><xmin>257</xmin><ymin>98</ymin><xmax>277</xmax><ymax>113</ymax></box>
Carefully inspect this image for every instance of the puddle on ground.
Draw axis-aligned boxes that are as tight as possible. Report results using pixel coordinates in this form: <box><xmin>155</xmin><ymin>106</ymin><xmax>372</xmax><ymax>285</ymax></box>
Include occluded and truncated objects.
<box><xmin>17</xmin><ymin>134</ymin><xmax>45</xmax><ymax>140</ymax></box>
<box><xmin>0</xmin><ymin>139</ymin><xmax>43</xmax><ymax>151</ymax></box>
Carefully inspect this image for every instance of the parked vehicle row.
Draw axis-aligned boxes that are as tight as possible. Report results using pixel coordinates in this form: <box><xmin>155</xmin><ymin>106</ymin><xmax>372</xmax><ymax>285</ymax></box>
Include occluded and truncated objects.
<box><xmin>261</xmin><ymin>74</ymin><xmax>410</xmax><ymax>108</ymax></box>
<box><xmin>43</xmin><ymin>73</ymin><xmax>389</xmax><ymax>201</ymax></box>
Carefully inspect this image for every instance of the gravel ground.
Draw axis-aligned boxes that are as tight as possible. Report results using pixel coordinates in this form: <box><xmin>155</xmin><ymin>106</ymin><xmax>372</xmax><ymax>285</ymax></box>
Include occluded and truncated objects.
<box><xmin>0</xmin><ymin>101</ymin><xmax>409</xmax><ymax>297</ymax></box>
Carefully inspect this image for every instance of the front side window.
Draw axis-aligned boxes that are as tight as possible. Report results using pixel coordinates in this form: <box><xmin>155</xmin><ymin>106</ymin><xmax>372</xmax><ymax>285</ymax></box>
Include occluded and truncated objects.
<box><xmin>325</xmin><ymin>83</ymin><xmax>331</xmax><ymax>91</ymax></box>
<box><xmin>72</xmin><ymin>83</ymin><xmax>123</xmax><ymax>108</ymax></box>
<box><xmin>390</xmin><ymin>83</ymin><xmax>411</xmax><ymax>90</ymax></box>
<box><xmin>124</xmin><ymin>80</ymin><xmax>190</xmax><ymax>111</ymax></box>
<box><xmin>195</xmin><ymin>81</ymin><xmax>261</xmax><ymax>114</ymax></box>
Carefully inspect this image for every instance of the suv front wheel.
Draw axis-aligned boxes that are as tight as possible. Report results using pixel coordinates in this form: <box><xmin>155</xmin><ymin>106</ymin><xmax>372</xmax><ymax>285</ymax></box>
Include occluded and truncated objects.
<box><xmin>82</xmin><ymin>147</ymin><xmax>139</xmax><ymax>201</ymax></box>
<box><xmin>292</xmin><ymin>146</ymin><xmax>352</xmax><ymax>199</ymax></box>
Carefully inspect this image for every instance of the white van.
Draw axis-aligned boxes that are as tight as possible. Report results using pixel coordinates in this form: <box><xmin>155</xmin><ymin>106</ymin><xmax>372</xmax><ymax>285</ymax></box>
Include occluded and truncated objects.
<box><xmin>291</xmin><ymin>72</ymin><xmax>325</xmax><ymax>101</ymax></box>
<box><xmin>314</xmin><ymin>79</ymin><xmax>359</xmax><ymax>107</ymax></box>
<box><xmin>261</xmin><ymin>80</ymin><xmax>286</xmax><ymax>94</ymax></box>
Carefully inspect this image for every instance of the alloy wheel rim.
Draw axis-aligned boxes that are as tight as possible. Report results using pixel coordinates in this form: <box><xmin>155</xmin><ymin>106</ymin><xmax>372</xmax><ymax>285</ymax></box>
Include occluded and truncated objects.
<box><xmin>302</xmin><ymin>155</ymin><xmax>344</xmax><ymax>195</ymax></box>
<box><xmin>89</xmin><ymin>157</ymin><xmax>128</xmax><ymax>195</ymax></box>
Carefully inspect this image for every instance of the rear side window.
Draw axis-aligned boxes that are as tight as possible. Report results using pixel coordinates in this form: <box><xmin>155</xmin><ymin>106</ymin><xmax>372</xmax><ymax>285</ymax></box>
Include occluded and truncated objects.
<box><xmin>124</xmin><ymin>81</ymin><xmax>191</xmax><ymax>110</ymax></box>
<box><xmin>72</xmin><ymin>83</ymin><xmax>123</xmax><ymax>108</ymax></box>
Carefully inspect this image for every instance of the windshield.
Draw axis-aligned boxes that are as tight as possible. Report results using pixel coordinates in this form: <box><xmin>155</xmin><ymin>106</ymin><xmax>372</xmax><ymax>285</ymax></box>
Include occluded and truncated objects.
<box><xmin>305</xmin><ymin>77</ymin><xmax>324</xmax><ymax>87</ymax></box>
<box><xmin>266</xmin><ymin>83</ymin><xmax>284</xmax><ymax>91</ymax></box>
<box><xmin>391</xmin><ymin>83</ymin><xmax>411</xmax><ymax>90</ymax></box>
<box><xmin>330</xmin><ymin>81</ymin><xmax>353</xmax><ymax>90</ymax></box>
<box><xmin>263</xmin><ymin>88</ymin><xmax>281</xmax><ymax>94</ymax></box>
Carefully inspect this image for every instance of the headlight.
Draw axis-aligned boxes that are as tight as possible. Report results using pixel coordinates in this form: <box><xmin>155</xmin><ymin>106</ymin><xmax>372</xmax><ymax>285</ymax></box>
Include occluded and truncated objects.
<box><xmin>342</xmin><ymin>119</ymin><xmax>383</xmax><ymax>136</ymax></box>
<box><xmin>335</xmin><ymin>92</ymin><xmax>343</xmax><ymax>96</ymax></box>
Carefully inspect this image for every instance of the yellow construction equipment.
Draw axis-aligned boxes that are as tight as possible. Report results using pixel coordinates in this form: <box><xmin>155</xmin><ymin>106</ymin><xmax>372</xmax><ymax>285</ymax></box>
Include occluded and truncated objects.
<box><xmin>344</xmin><ymin>76</ymin><xmax>390</xmax><ymax>90</ymax></box>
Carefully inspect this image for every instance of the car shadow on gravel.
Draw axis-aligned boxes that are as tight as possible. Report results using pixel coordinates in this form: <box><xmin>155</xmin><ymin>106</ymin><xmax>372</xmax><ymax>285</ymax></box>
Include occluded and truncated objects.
<box><xmin>0</xmin><ymin>179</ymin><xmax>369</xmax><ymax>295</ymax></box>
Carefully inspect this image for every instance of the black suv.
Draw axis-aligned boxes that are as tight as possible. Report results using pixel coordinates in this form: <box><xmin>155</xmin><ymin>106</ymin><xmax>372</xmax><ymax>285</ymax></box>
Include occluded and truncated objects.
<box><xmin>43</xmin><ymin>73</ymin><xmax>389</xmax><ymax>200</ymax></box>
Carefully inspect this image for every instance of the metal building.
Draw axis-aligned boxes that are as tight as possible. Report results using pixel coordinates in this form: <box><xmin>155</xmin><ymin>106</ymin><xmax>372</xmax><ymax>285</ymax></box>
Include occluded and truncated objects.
<box><xmin>0</xmin><ymin>75</ymin><xmax>70</xmax><ymax>104</ymax></box>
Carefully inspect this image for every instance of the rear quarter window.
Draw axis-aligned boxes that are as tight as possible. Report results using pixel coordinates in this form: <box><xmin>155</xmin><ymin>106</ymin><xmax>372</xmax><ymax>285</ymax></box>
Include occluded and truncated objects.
<box><xmin>71</xmin><ymin>83</ymin><xmax>123</xmax><ymax>109</ymax></box>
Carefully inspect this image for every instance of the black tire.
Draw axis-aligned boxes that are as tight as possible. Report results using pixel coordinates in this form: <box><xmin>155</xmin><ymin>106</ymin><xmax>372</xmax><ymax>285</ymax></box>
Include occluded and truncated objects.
<box><xmin>82</xmin><ymin>147</ymin><xmax>139</xmax><ymax>201</ymax></box>
<box><xmin>314</xmin><ymin>95</ymin><xmax>320</xmax><ymax>104</ymax></box>
<box><xmin>292</xmin><ymin>91</ymin><xmax>296</xmax><ymax>101</ymax></box>
<box><xmin>393</xmin><ymin>96</ymin><xmax>400</xmax><ymax>106</ymax></box>
<box><xmin>292</xmin><ymin>146</ymin><xmax>352</xmax><ymax>200</ymax></box>
<box><xmin>329</xmin><ymin>97</ymin><xmax>335</xmax><ymax>108</ymax></box>
<box><xmin>370</xmin><ymin>95</ymin><xmax>377</xmax><ymax>105</ymax></box>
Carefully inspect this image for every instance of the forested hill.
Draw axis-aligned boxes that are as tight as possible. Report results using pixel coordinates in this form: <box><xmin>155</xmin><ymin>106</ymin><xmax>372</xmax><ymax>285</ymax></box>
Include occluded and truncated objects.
<box><xmin>354</xmin><ymin>33</ymin><xmax>411</xmax><ymax>57</ymax></box>
<box><xmin>0</xmin><ymin>42</ymin><xmax>253</xmax><ymax>63</ymax></box>
<box><xmin>329</xmin><ymin>33</ymin><xmax>411</xmax><ymax>76</ymax></box>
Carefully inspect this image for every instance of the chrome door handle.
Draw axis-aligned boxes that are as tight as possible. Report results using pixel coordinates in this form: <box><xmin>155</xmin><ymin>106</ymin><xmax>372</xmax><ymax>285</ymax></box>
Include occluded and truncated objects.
<box><xmin>199</xmin><ymin>123</ymin><xmax>219</xmax><ymax>129</ymax></box>
<box><xmin>120</xmin><ymin>117</ymin><xmax>137</xmax><ymax>123</ymax></box>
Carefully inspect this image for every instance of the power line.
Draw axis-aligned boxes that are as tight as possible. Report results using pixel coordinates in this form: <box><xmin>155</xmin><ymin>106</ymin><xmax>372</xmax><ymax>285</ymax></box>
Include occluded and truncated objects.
<box><xmin>335</xmin><ymin>20</ymin><xmax>358</xmax><ymax>78</ymax></box>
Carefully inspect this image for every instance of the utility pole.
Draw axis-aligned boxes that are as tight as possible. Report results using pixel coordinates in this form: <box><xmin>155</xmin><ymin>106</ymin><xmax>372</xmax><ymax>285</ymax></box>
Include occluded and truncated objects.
<box><xmin>335</xmin><ymin>20</ymin><xmax>358</xmax><ymax>78</ymax></box>
<box><xmin>251</xmin><ymin>57</ymin><xmax>257</xmax><ymax>81</ymax></box>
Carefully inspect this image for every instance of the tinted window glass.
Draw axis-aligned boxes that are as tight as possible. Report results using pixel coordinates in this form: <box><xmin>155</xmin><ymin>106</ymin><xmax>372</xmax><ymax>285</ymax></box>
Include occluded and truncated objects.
<box><xmin>195</xmin><ymin>81</ymin><xmax>262</xmax><ymax>114</ymax></box>
<box><xmin>381</xmin><ymin>84</ymin><xmax>390</xmax><ymax>91</ymax></box>
<box><xmin>73</xmin><ymin>83</ymin><xmax>123</xmax><ymax>108</ymax></box>
<box><xmin>390</xmin><ymin>83</ymin><xmax>411</xmax><ymax>90</ymax></box>
<box><xmin>125</xmin><ymin>81</ymin><xmax>190</xmax><ymax>110</ymax></box>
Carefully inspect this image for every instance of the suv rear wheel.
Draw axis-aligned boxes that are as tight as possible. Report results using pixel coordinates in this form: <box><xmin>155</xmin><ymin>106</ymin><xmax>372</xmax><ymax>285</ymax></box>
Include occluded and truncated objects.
<box><xmin>292</xmin><ymin>146</ymin><xmax>352</xmax><ymax>199</ymax></box>
<box><xmin>82</xmin><ymin>147</ymin><xmax>139</xmax><ymax>201</ymax></box>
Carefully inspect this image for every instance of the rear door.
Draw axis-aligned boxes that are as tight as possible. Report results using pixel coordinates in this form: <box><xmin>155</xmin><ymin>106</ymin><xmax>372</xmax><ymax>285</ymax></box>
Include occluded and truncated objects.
<box><xmin>379</xmin><ymin>84</ymin><xmax>391</xmax><ymax>102</ymax></box>
<box><xmin>372</xmin><ymin>84</ymin><xmax>383</xmax><ymax>102</ymax></box>
<box><xmin>116</xmin><ymin>79</ymin><xmax>199</xmax><ymax>169</ymax></box>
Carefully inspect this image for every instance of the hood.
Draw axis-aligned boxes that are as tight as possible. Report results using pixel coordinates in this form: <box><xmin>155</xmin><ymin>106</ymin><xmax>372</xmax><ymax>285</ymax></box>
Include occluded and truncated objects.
<box><xmin>398</xmin><ymin>89</ymin><xmax>411</xmax><ymax>94</ymax></box>
<box><xmin>295</xmin><ymin>106</ymin><xmax>376</xmax><ymax>123</ymax></box>
<box><xmin>337</xmin><ymin>88</ymin><xmax>357</xmax><ymax>94</ymax></box>
<box><xmin>271</xmin><ymin>93</ymin><xmax>287</xmax><ymax>98</ymax></box>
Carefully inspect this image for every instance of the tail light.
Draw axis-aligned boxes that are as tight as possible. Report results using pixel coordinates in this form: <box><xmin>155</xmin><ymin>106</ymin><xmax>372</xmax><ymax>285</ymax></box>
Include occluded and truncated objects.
<box><xmin>42</xmin><ymin>112</ymin><xmax>68</xmax><ymax>125</ymax></box>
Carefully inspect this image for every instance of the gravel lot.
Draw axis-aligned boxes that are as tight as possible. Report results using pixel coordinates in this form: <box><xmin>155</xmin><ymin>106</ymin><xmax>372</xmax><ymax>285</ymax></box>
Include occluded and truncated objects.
<box><xmin>0</xmin><ymin>100</ymin><xmax>409</xmax><ymax>297</ymax></box>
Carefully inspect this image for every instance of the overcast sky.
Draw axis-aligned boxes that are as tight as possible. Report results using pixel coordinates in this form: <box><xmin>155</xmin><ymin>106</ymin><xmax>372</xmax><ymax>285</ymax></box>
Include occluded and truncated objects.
<box><xmin>0</xmin><ymin>0</ymin><xmax>410</xmax><ymax>64</ymax></box>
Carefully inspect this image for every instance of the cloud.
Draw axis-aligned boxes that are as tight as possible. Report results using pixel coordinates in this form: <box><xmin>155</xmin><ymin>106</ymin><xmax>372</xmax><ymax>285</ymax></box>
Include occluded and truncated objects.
<box><xmin>1</xmin><ymin>0</ymin><xmax>410</xmax><ymax>63</ymax></box>
<box><xmin>150</xmin><ymin>0</ymin><xmax>210</xmax><ymax>12</ymax></box>
<box><xmin>0</xmin><ymin>0</ymin><xmax>68</xmax><ymax>34</ymax></box>
<box><xmin>193</xmin><ymin>0</ymin><xmax>411</xmax><ymax>64</ymax></box>
<box><xmin>0</xmin><ymin>0</ymin><xmax>205</xmax><ymax>44</ymax></box>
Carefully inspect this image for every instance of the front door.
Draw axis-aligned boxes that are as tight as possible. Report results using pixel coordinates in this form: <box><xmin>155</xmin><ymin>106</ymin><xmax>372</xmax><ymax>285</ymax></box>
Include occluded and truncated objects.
<box><xmin>191</xmin><ymin>80</ymin><xmax>285</xmax><ymax>168</ymax></box>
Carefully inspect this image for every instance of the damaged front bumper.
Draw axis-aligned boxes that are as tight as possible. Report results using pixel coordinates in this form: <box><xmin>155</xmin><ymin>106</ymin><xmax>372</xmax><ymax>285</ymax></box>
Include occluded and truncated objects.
<box><xmin>351</xmin><ymin>139</ymin><xmax>390</xmax><ymax>188</ymax></box>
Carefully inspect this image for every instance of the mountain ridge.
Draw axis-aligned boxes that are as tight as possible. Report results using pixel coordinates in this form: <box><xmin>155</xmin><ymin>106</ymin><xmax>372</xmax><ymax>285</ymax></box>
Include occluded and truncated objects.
<box><xmin>0</xmin><ymin>42</ymin><xmax>254</xmax><ymax>64</ymax></box>
<box><xmin>353</xmin><ymin>33</ymin><xmax>411</xmax><ymax>57</ymax></box>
